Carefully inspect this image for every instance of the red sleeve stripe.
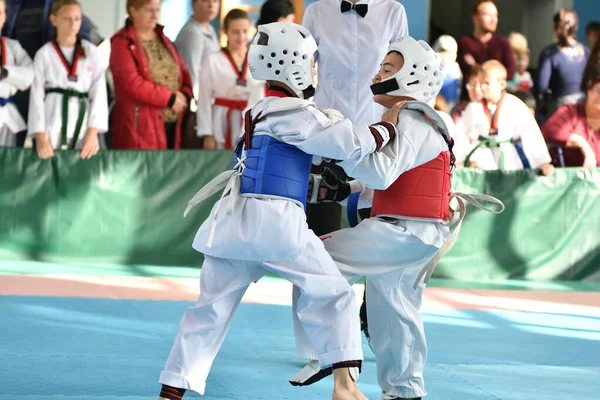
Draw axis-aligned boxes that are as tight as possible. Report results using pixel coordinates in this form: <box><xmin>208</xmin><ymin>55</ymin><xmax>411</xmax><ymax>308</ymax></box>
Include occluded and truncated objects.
<box><xmin>369</xmin><ymin>126</ymin><xmax>384</xmax><ymax>151</ymax></box>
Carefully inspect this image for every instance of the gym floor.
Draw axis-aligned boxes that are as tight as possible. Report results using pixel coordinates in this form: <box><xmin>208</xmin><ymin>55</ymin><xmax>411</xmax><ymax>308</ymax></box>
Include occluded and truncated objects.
<box><xmin>1</xmin><ymin>261</ymin><xmax>599</xmax><ymax>399</ymax></box>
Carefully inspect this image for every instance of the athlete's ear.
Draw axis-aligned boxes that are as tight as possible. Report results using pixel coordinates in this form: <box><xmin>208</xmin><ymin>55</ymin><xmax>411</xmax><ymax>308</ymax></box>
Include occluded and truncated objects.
<box><xmin>49</xmin><ymin>14</ymin><xmax>57</xmax><ymax>28</ymax></box>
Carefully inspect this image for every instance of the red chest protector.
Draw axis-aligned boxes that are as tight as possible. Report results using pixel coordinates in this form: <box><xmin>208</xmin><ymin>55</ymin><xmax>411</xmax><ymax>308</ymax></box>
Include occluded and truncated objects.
<box><xmin>370</xmin><ymin>102</ymin><xmax>455</xmax><ymax>223</ymax></box>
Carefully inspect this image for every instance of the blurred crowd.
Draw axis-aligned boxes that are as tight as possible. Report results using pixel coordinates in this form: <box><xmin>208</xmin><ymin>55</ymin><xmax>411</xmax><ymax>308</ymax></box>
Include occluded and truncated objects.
<box><xmin>0</xmin><ymin>0</ymin><xmax>599</xmax><ymax>169</ymax></box>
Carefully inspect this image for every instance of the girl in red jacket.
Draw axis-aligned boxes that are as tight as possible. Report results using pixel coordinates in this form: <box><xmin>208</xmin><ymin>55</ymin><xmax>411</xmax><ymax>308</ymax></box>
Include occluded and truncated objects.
<box><xmin>109</xmin><ymin>0</ymin><xmax>193</xmax><ymax>150</ymax></box>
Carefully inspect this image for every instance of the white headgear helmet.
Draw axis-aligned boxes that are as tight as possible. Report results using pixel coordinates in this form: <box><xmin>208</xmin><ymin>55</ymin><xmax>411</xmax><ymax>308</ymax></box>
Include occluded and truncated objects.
<box><xmin>248</xmin><ymin>22</ymin><xmax>317</xmax><ymax>99</ymax></box>
<box><xmin>370</xmin><ymin>36</ymin><xmax>445</xmax><ymax>103</ymax></box>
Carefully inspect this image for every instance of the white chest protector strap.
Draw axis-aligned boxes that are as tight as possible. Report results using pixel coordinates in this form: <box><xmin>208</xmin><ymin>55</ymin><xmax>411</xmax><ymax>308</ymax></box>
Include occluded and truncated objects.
<box><xmin>412</xmin><ymin>192</ymin><xmax>505</xmax><ymax>289</ymax></box>
<box><xmin>400</xmin><ymin>102</ymin><xmax>506</xmax><ymax>289</ymax></box>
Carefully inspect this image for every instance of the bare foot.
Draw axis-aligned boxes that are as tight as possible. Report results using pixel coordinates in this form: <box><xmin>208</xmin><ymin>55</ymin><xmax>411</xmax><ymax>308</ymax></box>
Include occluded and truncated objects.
<box><xmin>332</xmin><ymin>386</ymin><xmax>369</xmax><ymax>400</ymax></box>
<box><xmin>332</xmin><ymin>368</ymin><xmax>368</xmax><ymax>400</ymax></box>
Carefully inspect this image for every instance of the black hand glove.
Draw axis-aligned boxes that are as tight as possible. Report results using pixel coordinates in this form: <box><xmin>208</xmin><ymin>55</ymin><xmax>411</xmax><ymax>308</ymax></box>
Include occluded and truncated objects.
<box><xmin>307</xmin><ymin>167</ymin><xmax>351</xmax><ymax>204</ymax></box>
<box><xmin>0</xmin><ymin>67</ymin><xmax>7</xmax><ymax>80</ymax></box>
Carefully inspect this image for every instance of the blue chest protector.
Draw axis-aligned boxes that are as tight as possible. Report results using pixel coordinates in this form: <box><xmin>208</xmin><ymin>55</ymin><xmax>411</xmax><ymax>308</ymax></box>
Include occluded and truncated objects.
<box><xmin>234</xmin><ymin>111</ymin><xmax>313</xmax><ymax>208</ymax></box>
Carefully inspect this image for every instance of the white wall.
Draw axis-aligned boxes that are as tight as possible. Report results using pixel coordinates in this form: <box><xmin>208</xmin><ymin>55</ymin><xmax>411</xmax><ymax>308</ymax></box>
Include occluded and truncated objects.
<box><xmin>80</xmin><ymin>0</ymin><xmax>127</xmax><ymax>39</ymax></box>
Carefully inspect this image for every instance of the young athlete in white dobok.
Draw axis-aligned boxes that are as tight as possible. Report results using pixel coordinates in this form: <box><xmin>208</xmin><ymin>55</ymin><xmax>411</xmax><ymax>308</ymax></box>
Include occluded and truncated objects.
<box><xmin>290</xmin><ymin>36</ymin><xmax>504</xmax><ymax>400</ymax></box>
<box><xmin>157</xmin><ymin>22</ymin><xmax>404</xmax><ymax>400</ymax></box>
<box><xmin>197</xmin><ymin>9</ymin><xmax>265</xmax><ymax>150</ymax></box>
<box><xmin>27</xmin><ymin>0</ymin><xmax>108</xmax><ymax>160</ymax></box>
<box><xmin>0</xmin><ymin>0</ymin><xmax>34</xmax><ymax>147</ymax></box>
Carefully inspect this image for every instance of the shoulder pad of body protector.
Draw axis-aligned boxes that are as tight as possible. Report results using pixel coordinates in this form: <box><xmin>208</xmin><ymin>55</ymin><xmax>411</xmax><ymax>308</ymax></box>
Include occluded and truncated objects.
<box><xmin>261</xmin><ymin>97</ymin><xmax>315</xmax><ymax>116</ymax></box>
<box><xmin>402</xmin><ymin>101</ymin><xmax>452</xmax><ymax>144</ymax></box>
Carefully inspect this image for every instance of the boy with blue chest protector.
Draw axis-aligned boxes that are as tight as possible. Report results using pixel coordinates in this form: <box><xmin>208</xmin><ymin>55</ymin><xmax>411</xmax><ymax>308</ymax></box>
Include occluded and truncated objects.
<box><xmin>157</xmin><ymin>22</ymin><xmax>401</xmax><ymax>400</ymax></box>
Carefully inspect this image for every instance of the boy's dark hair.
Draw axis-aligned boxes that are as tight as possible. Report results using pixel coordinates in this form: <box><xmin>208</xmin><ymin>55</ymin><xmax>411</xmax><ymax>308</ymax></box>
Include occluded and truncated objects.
<box><xmin>514</xmin><ymin>90</ymin><xmax>536</xmax><ymax>110</ymax></box>
<box><xmin>257</xmin><ymin>0</ymin><xmax>294</xmax><ymax>27</ymax></box>
<box><xmin>223</xmin><ymin>8</ymin><xmax>251</xmax><ymax>31</ymax></box>
<box><xmin>472</xmin><ymin>0</ymin><xmax>494</xmax><ymax>16</ymax></box>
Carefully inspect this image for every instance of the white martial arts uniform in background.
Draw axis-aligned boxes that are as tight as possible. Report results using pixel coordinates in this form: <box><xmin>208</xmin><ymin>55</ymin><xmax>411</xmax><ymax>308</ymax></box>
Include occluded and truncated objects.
<box><xmin>158</xmin><ymin>23</ymin><xmax>397</xmax><ymax>397</ymax></box>
<box><xmin>302</xmin><ymin>0</ymin><xmax>408</xmax><ymax>125</ymax></box>
<box><xmin>456</xmin><ymin>93</ymin><xmax>552</xmax><ymax>170</ymax></box>
<box><xmin>196</xmin><ymin>49</ymin><xmax>265</xmax><ymax>149</ymax></box>
<box><xmin>0</xmin><ymin>37</ymin><xmax>34</xmax><ymax>147</ymax></box>
<box><xmin>28</xmin><ymin>40</ymin><xmax>108</xmax><ymax>149</ymax></box>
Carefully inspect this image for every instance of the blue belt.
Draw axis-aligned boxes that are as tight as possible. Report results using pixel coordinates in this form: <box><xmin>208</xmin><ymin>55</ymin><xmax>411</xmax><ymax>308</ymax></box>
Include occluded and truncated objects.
<box><xmin>0</xmin><ymin>96</ymin><xmax>15</xmax><ymax>106</ymax></box>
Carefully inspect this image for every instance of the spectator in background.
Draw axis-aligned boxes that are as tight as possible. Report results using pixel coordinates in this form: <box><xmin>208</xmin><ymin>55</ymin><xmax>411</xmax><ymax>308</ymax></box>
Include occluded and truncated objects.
<box><xmin>0</xmin><ymin>0</ymin><xmax>34</xmax><ymax>147</ymax></box>
<box><xmin>28</xmin><ymin>0</ymin><xmax>107</xmax><ymax>159</ymax></box>
<box><xmin>2</xmin><ymin>0</ymin><xmax>102</xmax><ymax>147</ymax></box>
<box><xmin>451</xmin><ymin>64</ymin><xmax>484</xmax><ymax>123</ymax></box>
<box><xmin>256</xmin><ymin>0</ymin><xmax>295</xmax><ymax>27</ymax></box>
<box><xmin>457</xmin><ymin>60</ymin><xmax>553</xmax><ymax>176</ymax></box>
<box><xmin>582</xmin><ymin>38</ymin><xmax>600</xmax><ymax>92</ymax></box>
<box><xmin>197</xmin><ymin>9</ymin><xmax>265</xmax><ymax>150</ymax></box>
<box><xmin>542</xmin><ymin>65</ymin><xmax>600</xmax><ymax>168</ymax></box>
<box><xmin>507</xmin><ymin>32</ymin><xmax>533</xmax><ymax>92</ymax></box>
<box><xmin>586</xmin><ymin>21</ymin><xmax>600</xmax><ymax>51</ymax></box>
<box><xmin>109</xmin><ymin>0</ymin><xmax>193</xmax><ymax>150</ymax></box>
<box><xmin>535</xmin><ymin>9</ymin><xmax>589</xmax><ymax>122</ymax></box>
<box><xmin>433</xmin><ymin>34</ymin><xmax>462</xmax><ymax>109</ymax></box>
<box><xmin>457</xmin><ymin>0</ymin><xmax>516</xmax><ymax>101</ymax></box>
<box><xmin>2</xmin><ymin>0</ymin><xmax>101</xmax><ymax>58</ymax></box>
<box><xmin>174</xmin><ymin>0</ymin><xmax>220</xmax><ymax>149</ymax></box>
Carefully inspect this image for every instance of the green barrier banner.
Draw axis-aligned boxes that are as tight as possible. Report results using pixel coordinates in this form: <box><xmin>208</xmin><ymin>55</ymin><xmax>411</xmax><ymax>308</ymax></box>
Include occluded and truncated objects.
<box><xmin>1</xmin><ymin>148</ymin><xmax>599</xmax><ymax>281</ymax></box>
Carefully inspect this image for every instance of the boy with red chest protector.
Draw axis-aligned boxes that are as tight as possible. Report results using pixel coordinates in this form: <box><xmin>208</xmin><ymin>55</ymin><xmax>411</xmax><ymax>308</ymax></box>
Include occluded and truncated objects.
<box><xmin>291</xmin><ymin>36</ymin><xmax>504</xmax><ymax>400</ymax></box>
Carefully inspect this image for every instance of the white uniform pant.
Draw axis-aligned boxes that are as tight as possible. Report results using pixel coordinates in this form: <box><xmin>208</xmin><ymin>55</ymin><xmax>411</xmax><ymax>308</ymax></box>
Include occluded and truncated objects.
<box><xmin>293</xmin><ymin>219</ymin><xmax>440</xmax><ymax>399</ymax></box>
<box><xmin>160</xmin><ymin>234</ymin><xmax>363</xmax><ymax>395</ymax></box>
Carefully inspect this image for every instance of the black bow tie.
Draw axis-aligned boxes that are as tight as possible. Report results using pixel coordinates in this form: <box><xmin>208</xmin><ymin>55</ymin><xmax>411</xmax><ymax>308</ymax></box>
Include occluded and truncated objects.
<box><xmin>341</xmin><ymin>0</ymin><xmax>368</xmax><ymax>18</ymax></box>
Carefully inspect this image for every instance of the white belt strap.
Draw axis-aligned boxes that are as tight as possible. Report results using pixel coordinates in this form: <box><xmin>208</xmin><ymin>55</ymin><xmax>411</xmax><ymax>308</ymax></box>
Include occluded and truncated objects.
<box><xmin>183</xmin><ymin>156</ymin><xmax>246</xmax><ymax>248</ymax></box>
<box><xmin>412</xmin><ymin>192</ymin><xmax>505</xmax><ymax>290</ymax></box>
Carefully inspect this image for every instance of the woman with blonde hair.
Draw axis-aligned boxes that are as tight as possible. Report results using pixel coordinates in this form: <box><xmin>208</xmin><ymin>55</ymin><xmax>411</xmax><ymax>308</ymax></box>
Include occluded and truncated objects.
<box><xmin>28</xmin><ymin>0</ymin><xmax>107</xmax><ymax>159</ymax></box>
<box><xmin>109</xmin><ymin>0</ymin><xmax>193</xmax><ymax>150</ymax></box>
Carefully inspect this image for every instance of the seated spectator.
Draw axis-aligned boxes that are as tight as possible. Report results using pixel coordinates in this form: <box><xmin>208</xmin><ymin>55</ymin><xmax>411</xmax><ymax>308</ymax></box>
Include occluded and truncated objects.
<box><xmin>542</xmin><ymin>65</ymin><xmax>600</xmax><ymax>168</ymax></box>
<box><xmin>196</xmin><ymin>9</ymin><xmax>265</xmax><ymax>150</ymax></box>
<box><xmin>451</xmin><ymin>64</ymin><xmax>484</xmax><ymax>123</ymax></box>
<box><xmin>0</xmin><ymin>0</ymin><xmax>34</xmax><ymax>147</ymax></box>
<box><xmin>109</xmin><ymin>0</ymin><xmax>193</xmax><ymax>150</ymax></box>
<box><xmin>507</xmin><ymin>32</ymin><xmax>533</xmax><ymax>92</ymax></box>
<box><xmin>433</xmin><ymin>34</ymin><xmax>462</xmax><ymax>109</ymax></box>
<box><xmin>536</xmin><ymin>9</ymin><xmax>590</xmax><ymax>122</ymax></box>
<box><xmin>457</xmin><ymin>60</ymin><xmax>554</xmax><ymax>176</ymax></box>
